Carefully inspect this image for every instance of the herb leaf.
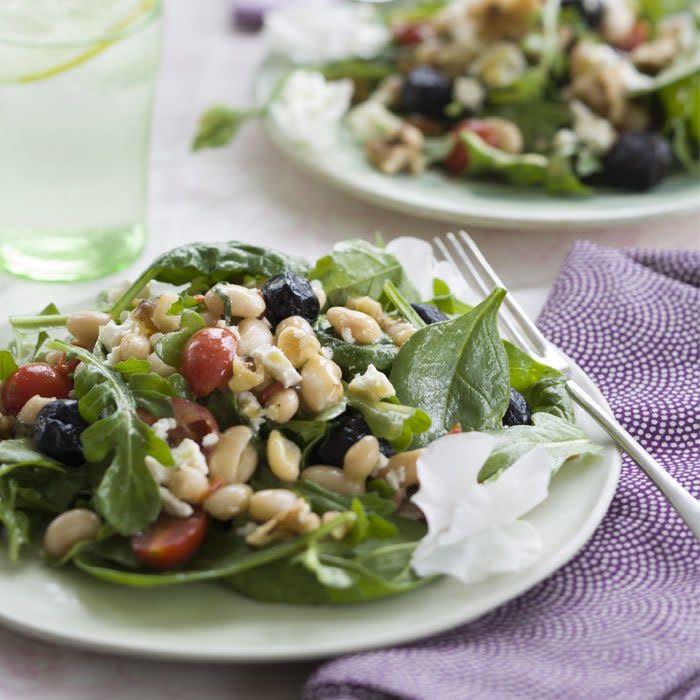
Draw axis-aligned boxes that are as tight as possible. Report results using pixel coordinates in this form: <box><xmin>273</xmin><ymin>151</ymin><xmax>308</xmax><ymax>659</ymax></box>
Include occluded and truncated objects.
<box><xmin>192</xmin><ymin>105</ymin><xmax>264</xmax><ymax>151</ymax></box>
<box><xmin>110</xmin><ymin>241</ymin><xmax>309</xmax><ymax>319</ymax></box>
<box><xmin>391</xmin><ymin>288</ymin><xmax>510</xmax><ymax>445</ymax></box>
<box><xmin>50</xmin><ymin>340</ymin><xmax>171</xmax><ymax>536</ymax></box>
<box><xmin>480</xmin><ymin>412</ymin><xmax>601</xmax><ymax>481</ymax></box>
<box><xmin>311</xmin><ymin>239</ymin><xmax>419</xmax><ymax>306</ymax></box>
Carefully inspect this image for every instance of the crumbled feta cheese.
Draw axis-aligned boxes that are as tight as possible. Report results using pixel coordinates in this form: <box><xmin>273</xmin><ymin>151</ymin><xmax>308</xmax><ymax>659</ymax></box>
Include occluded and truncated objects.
<box><xmin>17</xmin><ymin>396</ymin><xmax>55</xmax><ymax>427</ymax></box>
<box><xmin>98</xmin><ymin>320</ymin><xmax>122</xmax><ymax>352</ymax></box>
<box><xmin>202</xmin><ymin>432</ymin><xmax>220</xmax><ymax>448</ymax></box>
<box><xmin>171</xmin><ymin>438</ymin><xmax>209</xmax><ymax>475</ymax></box>
<box><xmin>570</xmin><ymin>100</ymin><xmax>617</xmax><ymax>155</ymax></box>
<box><xmin>238</xmin><ymin>391</ymin><xmax>266</xmax><ymax>431</ymax></box>
<box><xmin>151</xmin><ymin>417</ymin><xmax>177</xmax><ymax>442</ymax></box>
<box><xmin>553</xmin><ymin>128</ymin><xmax>579</xmax><ymax>156</ymax></box>
<box><xmin>410</xmin><ymin>433</ymin><xmax>552</xmax><ymax>584</ymax></box>
<box><xmin>453</xmin><ymin>77</ymin><xmax>486</xmax><ymax>112</ymax></box>
<box><xmin>471</xmin><ymin>42</ymin><xmax>527</xmax><ymax>88</ymax></box>
<box><xmin>146</xmin><ymin>456</ymin><xmax>170</xmax><ymax>485</ymax></box>
<box><xmin>346</xmin><ymin>100</ymin><xmax>403</xmax><ymax>143</ymax></box>
<box><xmin>252</xmin><ymin>346</ymin><xmax>302</xmax><ymax>388</ymax></box>
<box><xmin>159</xmin><ymin>486</ymin><xmax>193</xmax><ymax>518</ymax></box>
<box><xmin>319</xmin><ymin>346</ymin><xmax>333</xmax><ymax>360</ymax></box>
<box><xmin>348</xmin><ymin>364</ymin><xmax>396</xmax><ymax>401</ymax></box>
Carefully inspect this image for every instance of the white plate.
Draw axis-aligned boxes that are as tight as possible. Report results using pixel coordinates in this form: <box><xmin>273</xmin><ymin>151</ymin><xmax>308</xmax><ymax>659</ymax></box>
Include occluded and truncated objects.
<box><xmin>0</xmin><ymin>302</ymin><xmax>620</xmax><ymax>662</ymax></box>
<box><xmin>255</xmin><ymin>58</ymin><xmax>700</xmax><ymax>231</ymax></box>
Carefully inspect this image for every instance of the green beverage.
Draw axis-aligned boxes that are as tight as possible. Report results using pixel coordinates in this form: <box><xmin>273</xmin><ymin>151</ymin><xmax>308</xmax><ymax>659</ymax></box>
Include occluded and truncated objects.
<box><xmin>0</xmin><ymin>0</ymin><xmax>163</xmax><ymax>281</ymax></box>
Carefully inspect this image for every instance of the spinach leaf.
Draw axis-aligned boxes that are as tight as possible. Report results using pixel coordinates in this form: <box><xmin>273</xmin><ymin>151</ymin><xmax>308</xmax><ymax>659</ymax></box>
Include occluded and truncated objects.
<box><xmin>315</xmin><ymin>326</ymin><xmax>398</xmax><ymax>378</ymax></box>
<box><xmin>110</xmin><ymin>241</ymin><xmax>309</xmax><ymax>319</ymax></box>
<box><xmin>391</xmin><ymin>289</ymin><xmax>510</xmax><ymax>445</ymax></box>
<box><xmin>479</xmin><ymin>412</ymin><xmax>601</xmax><ymax>481</ymax></box>
<box><xmin>485</xmin><ymin>101</ymin><xmax>571</xmax><ymax>151</ymax></box>
<box><xmin>660</xmin><ymin>74</ymin><xmax>700</xmax><ymax>174</ymax></box>
<box><xmin>505</xmin><ymin>341</ymin><xmax>574</xmax><ymax>422</ymax></box>
<box><xmin>0</xmin><ymin>480</ymin><xmax>30</xmax><ymax>560</ymax></box>
<box><xmin>311</xmin><ymin>239</ymin><xmax>419</xmax><ymax>306</ymax></box>
<box><xmin>429</xmin><ymin>279</ymin><xmax>472</xmax><ymax>316</ymax></box>
<box><xmin>0</xmin><ymin>351</ymin><xmax>18</xmax><ymax>381</ymax></box>
<box><xmin>0</xmin><ymin>439</ymin><xmax>64</xmax><ymax>473</ymax></box>
<box><xmin>347</xmin><ymin>393</ymin><xmax>431</xmax><ymax>451</ymax></box>
<box><xmin>153</xmin><ymin>309</ymin><xmax>206</xmax><ymax>368</ymax></box>
<box><xmin>51</xmin><ymin>340</ymin><xmax>172</xmax><ymax>536</ymax></box>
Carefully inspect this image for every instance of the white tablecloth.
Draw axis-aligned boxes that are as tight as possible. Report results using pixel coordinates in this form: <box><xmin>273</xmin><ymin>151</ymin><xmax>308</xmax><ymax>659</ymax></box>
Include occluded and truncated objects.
<box><xmin>0</xmin><ymin>1</ymin><xmax>697</xmax><ymax>698</ymax></box>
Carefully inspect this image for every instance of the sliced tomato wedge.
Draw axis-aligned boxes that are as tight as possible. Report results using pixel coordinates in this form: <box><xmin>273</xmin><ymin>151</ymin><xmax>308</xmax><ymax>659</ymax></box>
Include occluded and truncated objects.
<box><xmin>444</xmin><ymin>120</ymin><xmax>500</xmax><ymax>174</ymax></box>
<box><xmin>131</xmin><ymin>510</ymin><xmax>208</xmax><ymax>570</ymax></box>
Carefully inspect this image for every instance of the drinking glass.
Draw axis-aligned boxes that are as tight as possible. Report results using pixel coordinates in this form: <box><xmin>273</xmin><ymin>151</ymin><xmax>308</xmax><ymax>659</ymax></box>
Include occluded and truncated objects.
<box><xmin>0</xmin><ymin>0</ymin><xmax>163</xmax><ymax>281</ymax></box>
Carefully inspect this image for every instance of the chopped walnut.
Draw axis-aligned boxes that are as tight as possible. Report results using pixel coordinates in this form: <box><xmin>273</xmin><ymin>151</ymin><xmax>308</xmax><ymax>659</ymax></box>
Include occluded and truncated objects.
<box><xmin>468</xmin><ymin>0</ymin><xmax>543</xmax><ymax>41</ymax></box>
<box><xmin>366</xmin><ymin>124</ymin><xmax>426</xmax><ymax>176</ymax></box>
<box><xmin>568</xmin><ymin>67</ymin><xmax>627</xmax><ymax>125</ymax></box>
<box><xmin>631</xmin><ymin>36</ymin><xmax>677</xmax><ymax>75</ymax></box>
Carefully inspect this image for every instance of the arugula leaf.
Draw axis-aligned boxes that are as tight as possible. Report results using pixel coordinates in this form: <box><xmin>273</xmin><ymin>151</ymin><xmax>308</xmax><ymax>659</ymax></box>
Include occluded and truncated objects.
<box><xmin>485</xmin><ymin>101</ymin><xmax>571</xmax><ymax>151</ymax></box>
<box><xmin>0</xmin><ymin>351</ymin><xmax>18</xmax><ymax>381</ymax></box>
<box><xmin>0</xmin><ymin>480</ymin><xmax>31</xmax><ymax>561</ymax></box>
<box><xmin>320</xmin><ymin>59</ymin><xmax>394</xmax><ymax>81</ymax></box>
<box><xmin>347</xmin><ymin>393</ymin><xmax>431</xmax><ymax>451</ymax></box>
<box><xmin>315</xmin><ymin>325</ymin><xmax>398</xmax><ymax>378</ymax></box>
<box><xmin>153</xmin><ymin>309</ymin><xmax>205</xmax><ymax>368</ymax></box>
<box><xmin>479</xmin><ymin>412</ymin><xmax>601</xmax><ymax>481</ymax></box>
<box><xmin>505</xmin><ymin>341</ymin><xmax>574</xmax><ymax>422</ymax></box>
<box><xmin>391</xmin><ymin>288</ymin><xmax>510</xmax><ymax>445</ymax></box>
<box><xmin>0</xmin><ymin>439</ymin><xmax>64</xmax><ymax>473</ymax></box>
<box><xmin>462</xmin><ymin>131</ymin><xmax>549</xmax><ymax>187</ymax></box>
<box><xmin>50</xmin><ymin>340</ymin><xmax>171</xmax><ymax>536</ymax></box>
<box><xmin>660</xmin><ymin>74</ymin><xmax>700</xmax><ymax>174</ymax></box>
<box><xmin>487</xmin><ymin>0</ymin><xmax>560</xmax><ymax>104</ymax></box>
<box><xmin>192</xmin><ymin>105</ymin><xmax>265</xmax><ymax>151</ymax></box>
<box><xmin>311</xmin><ymin>239</ymin><xmax>419</xmax><ymax>306</ymax></box>
<box><xmin>294</xmin><ymin>479</ymin><xmax>396</xmax><ymax>516</ymax></box>
<box><xmin>296</xmin><ymin>543</ymin><xmax>354</xmax><ymax>588</ymax></box>
<box><xmin>109</xmin><ymin>241</ymin><xmax>309</xmax><ymax>319</ymax></box>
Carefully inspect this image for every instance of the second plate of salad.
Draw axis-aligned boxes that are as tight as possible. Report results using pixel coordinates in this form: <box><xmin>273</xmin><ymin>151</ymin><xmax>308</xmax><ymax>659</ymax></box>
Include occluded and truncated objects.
<box><xmin>196</xmin><ymin>0</ymin><xmax>700</xmax><ymax>228</ymax></box>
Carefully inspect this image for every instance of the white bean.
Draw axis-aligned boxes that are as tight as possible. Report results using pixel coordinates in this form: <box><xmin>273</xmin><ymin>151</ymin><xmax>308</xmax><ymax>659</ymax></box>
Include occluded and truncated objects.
<box><xmin>152</xmin><ymin>292</ymin><xmax>181</xmax><ymax>333</ymax></box>
<box><xmin>276</xmin><ymin>326</ymin><xmax>321</xmax><ymax>368</ymax></box>
<box><xmin>301</xmin><ymin>466</ymin><xmax>365</xmax><ymax>495</ymax></box>
<box><xmin>343</xmin><ymin>436</ymin><xmax>380</xmax><ymax>483</ymax></box>
<box><xmin>66</xmin><ymin>311</ymin><xmax>110</xmax><ymax>349</ymax></box>
<box><xmin>249</xmin><ymin>489</ymin><xmax>298</xmax><ymax>521</ymax></box>
<box><xmin>327</xmin><ymin>307</ymin><xmax>382</xmax><ymax>344</ymax></box>
<box><xmin>300</xmin><ymin>355</ymin><xmax>343</xmax><ymax>413</ymax></box>
<box><xmin>264</xmin><ymin>387</ymin><xmax>299</xmax><ymax>424</ymax></box>
<box><xmin>43</xmin><ymin>509</ymin><xmax>101</xmax><ymax>559</ymax></box>
<box><xmin>237</xmin><ymin>318</ymin><xmax>273</xmax><ymax>356</ymax></box>
<box><xmin>267</xmin><ymin>430</ymin><xmax>301</xmax><ymax>482</ymax></box>
<box><xmin>208</xmin><ymin>426</ymin><xmax>258</xmax><ymax>484</ymax></box>
<box><xmin>204</xmin><ymin>484</ymin><xmax>252</xmax><ymax>520</ymax></box>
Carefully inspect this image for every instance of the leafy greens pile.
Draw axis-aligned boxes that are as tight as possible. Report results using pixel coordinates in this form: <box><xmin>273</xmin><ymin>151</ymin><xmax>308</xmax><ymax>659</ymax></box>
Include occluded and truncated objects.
<box><xmin>0</xmin><ymin>238</ymin><xmax>599</xmax><ymax>604</ymax></box>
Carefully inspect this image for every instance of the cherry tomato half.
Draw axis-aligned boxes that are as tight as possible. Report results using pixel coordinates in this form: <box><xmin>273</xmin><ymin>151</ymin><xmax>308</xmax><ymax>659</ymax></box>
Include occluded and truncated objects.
<box><xmin>131</xmin><ymin>509</ymin><xmax>208</xmax><ymax>570</ymax></box>
<box><xmin>180</xmin><ymin>327</ymin><xmax>237</xmax><ymax>397</ymax></box>
<box><xmin>2</xmin><ymin>363</ymin><xmax>72</xmax><ymax>415</ymax></box>
<box><xmin>171</xmin><ymin>398</ymin><xmax>219</xmax><ymax>445</ymax></box>
<box><xmin>444</xmin><ymin>120</ymin><xmax>500</xmax><ymax>174</ymax></box>
<box><xmin>392</xmin><ymin>21</ymin><xmax>429</xmax><ymax>46</ymax></box>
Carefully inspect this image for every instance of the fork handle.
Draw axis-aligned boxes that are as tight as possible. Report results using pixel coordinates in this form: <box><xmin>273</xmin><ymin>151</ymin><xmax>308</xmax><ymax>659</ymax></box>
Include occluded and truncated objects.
<box><xmin>566</xmin><ymin>380</ymin><xmax>700</xmax><ymax>542</ymax></box>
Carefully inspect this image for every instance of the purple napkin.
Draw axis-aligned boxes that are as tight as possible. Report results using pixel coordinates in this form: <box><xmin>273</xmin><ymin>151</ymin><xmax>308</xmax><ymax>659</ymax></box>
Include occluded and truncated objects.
<box><xmin>303</xmin><ymin>241</ymin><xmax>700</xmax><ymax>700</ymax></box>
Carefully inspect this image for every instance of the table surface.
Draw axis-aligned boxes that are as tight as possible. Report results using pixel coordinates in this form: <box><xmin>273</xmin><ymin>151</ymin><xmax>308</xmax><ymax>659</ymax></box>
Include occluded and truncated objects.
<box><xmin>0</xmin><ymin>1</ymin><xmax>697</xmax><ymax>698</ymax></box>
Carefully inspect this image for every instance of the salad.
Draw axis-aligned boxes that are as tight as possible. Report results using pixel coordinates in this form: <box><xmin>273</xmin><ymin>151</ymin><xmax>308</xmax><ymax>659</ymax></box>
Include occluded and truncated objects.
<box><xmin>0</xmin><ymin>238</ymin><xmax>599</xmax><ymax>603</ymax></box>
<box><xmin>195</xmin><ymin>0</ymin><xmax>700</xmax><ymax>195</ymax></box>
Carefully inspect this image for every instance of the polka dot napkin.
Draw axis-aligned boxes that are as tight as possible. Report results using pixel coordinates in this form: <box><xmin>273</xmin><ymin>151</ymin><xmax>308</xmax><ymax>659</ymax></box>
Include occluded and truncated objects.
<box><xmin>303</xmin><ymin>241</ymin><xmax>700</xmax><ymax>700</ymax></box>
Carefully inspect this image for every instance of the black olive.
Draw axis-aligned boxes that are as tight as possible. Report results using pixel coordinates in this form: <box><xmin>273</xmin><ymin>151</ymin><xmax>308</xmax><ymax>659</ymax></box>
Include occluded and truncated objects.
<box><xmin>411</xmin><ymin>303</ymin><xmax>448</xmax><ymax>325</ymax></box>
<box><xmin>313</xmin><ymin>413</ymin><xmax>393</xmax><ymax>467</ymax></box>
<box><xmin>262</xmin><ymin>271</ymin><xmax>320</xmax><ymax>329</ymax></box>
<box><xmin>502</xmin><ymin>389</ymin><xmax>532</xmax><ymax>427</ymax></box>
<box><xmin>561</xmin><ymin>0</ymin><xmax>603</xmax><ymax>27</ymax></box>
<box><xmin>602</xmin><ymin>132</ymin><xmax>673</xmax><ymax>192</ymax></box>
<box><xmin>33</xmin><ymin>399</ymin><xmax>88</xmax><ymax>466</ymax></box>
<box><xmin>400</xmin><ymin>66</ymin><xmax>453</xmax><ymax>119</ymax></box>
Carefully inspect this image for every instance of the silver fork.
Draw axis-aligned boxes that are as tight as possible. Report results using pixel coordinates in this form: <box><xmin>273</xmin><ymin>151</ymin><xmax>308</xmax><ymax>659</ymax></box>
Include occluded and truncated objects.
<box><xmin>434</xmin><ymin>231</ymin><xmax>700</xmax><ymax>542</ymax></box>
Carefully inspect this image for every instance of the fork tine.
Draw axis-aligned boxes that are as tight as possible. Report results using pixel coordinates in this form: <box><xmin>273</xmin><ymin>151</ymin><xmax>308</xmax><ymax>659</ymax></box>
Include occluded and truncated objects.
<box><xmin>435</xmin><ymin>234</ymin><xmax>535</xmax><ymax>354</ymax></box>
<box><xmin>457</xmin><ymin>231</ymin><xmax>549</xmax><ymax>355</ymax></box>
